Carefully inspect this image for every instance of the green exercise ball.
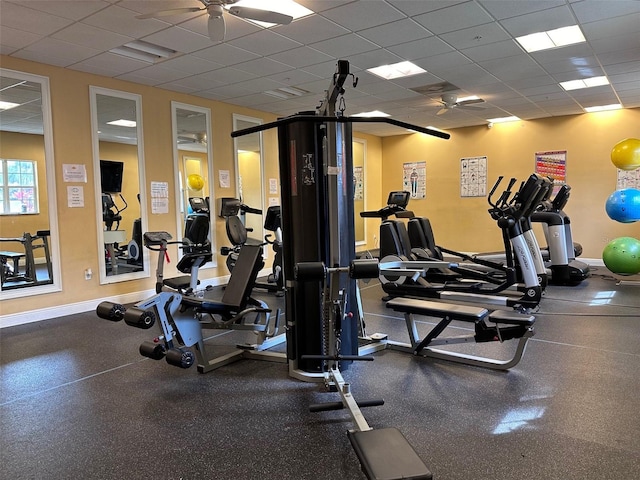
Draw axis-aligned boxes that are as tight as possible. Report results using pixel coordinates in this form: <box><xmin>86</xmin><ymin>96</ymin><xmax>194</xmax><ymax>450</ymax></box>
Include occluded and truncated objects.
<box><xmin>610</xmin><ymin>138</ymin><xmax>640</xmax><ymax>171</ymax></box>
<box><xmin>602</xmin><ymin>237</ymin><xmax>640</xmax><ymax>275</ymax></box>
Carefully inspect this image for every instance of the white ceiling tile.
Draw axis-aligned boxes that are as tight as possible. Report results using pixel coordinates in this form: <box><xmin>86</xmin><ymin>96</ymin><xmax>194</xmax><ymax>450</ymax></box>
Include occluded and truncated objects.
<box><xmin>357</xmin><ymin>19</ymin><xmax>433</xmax><ymax>48</ymax></box>
<box><xmin>141</xmin><ymin>26</ymin><xmax>212</xmax><ymax>54</ymax></box>
<box><xmin>598</xmin><ymin>49</ymin><xmax>640</xmax><ymax>66</ymax></box>
<box><xmin>571</xmin><ymin>0</ymin><xmax>640</xmax><ymax>23</ymax></box>
<box><xmin>191</xmin><ymin>67</ymin><xmax>258</xmax><ymax>85</ymax></box>
<box><xmin>21</xmin><ymin>37</ymin><xmax>101</xmax><ymax>66</ymax></box>
<box><xmin>227</xmin><ymin>30</ymin><xmax>302</xmax><ymax>56</ymax></box>
<box><xmin>461</xmin><ymin>40</ymin><xmax>522</xmax><ymax>62</ymax></box>
<box><xmin>17</xmin><ymin>0</ymin><xmax>112</xmax><ymax>21</ymax></box>
<box><xmin>413</xmin><ymin>2</ymin><xmax>494</xmax><ymax>35</ymax></box>
<box><xmin>498</xmin><ymin>5</ymin><xmax>576</xmax><ymax>37</ymax></box>
<box><xmin>264</xmin><ymin>69</ymin><xmax>321</xmax><ymax>87</ymax></box>
<box><xmin>413</xmin><ymin>51</ymin><xmax>473</xmax><ymax>75</ymax></box>
<box><xmin>479</xmin><ymin>55</ymin><xmax>548</xmax><ymax>81</ymax></box>
<box><xmin>348</xmin><ymin>50</ymin><xmax>405</xmax><ymax>71</ymax></box>
<box><xmin>439</xmin><ymin>22</ymin><xmax>512</xmax><ymax>50</ymax></box>
<box><xmin>271</xmin><ymin>14</ymin><xmax>349</xmax><ymax>44</ymax></box>
<box><xmin>82</xmin><ymin>4</ymin><xmax>171</xmax><ymax>37</ymax></box>
<box><xmin>319</xmin><ymin>1</ymin><xmax>405</xmax><ymax>31</ymax></box>
<box><xmin>191</xmin><ymin>43</ymin><xmax>259</xmax><ymax>65</ymax></box>
<box><xmin>479</xmin><ymin>0</ymin><xmax>566</xmax><ymax>20</ymax></box>
<box><xmin>387</xmin><ymin>37</ymin><xmax>454</xmax><ymax>61</ymax></box>
<box><xmin>309</xmin><ymin>33</ymin><xmax>380</xmax><ymax>57</ymax></box>
<box><xmin>295</xmin><ymin>0</ymin><xmax>359</xmax><ymax>14</ymax></box>
<box><xmin>233</xmin><ymin>57</ymin><xmax>294</xmax><ymax>77</ymax></box>
<box><xmin>70</xmin><ymin>52</ymin><xmax>149</xmax><ymax>76</ymax></box>
<box><xmin>14</xmin><ymin>49</ymin><xmax>83</xmax><ymax>68</ymax></box>
<box><xmin>0</xmin><ymin>25</ymin><xmax>42</xmax><ymax>50</ymax></box>
<box><xmin>159</xmin><ymin>54</ymin><xmax>223</xmax><ymax>75</ymax></box>
<box><xmin>268</xmin><ymin>46</ymin><xmax>334</xmax><ymax>68</ymax></box>
<box><xmin>0</xmin><ymin>2</ymin><xmax>73</xmax><ymax>35</ymax></box>
<box><xmin>52</xmin><ymin>23</ymin><xmax>134</xmax><ymax>51</ymax></box>
<box><xmin>387</xmin><ymin>0</ymin><xmax>469</xmax><ymax>17</ymax></box>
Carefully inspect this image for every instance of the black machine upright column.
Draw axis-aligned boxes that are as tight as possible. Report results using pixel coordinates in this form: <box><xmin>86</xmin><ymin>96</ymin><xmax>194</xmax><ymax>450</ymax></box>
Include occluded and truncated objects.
<box><xmin>278</xmin><ymin>60</ymin><xmax>358</xmax><ymax>375</ymax></box>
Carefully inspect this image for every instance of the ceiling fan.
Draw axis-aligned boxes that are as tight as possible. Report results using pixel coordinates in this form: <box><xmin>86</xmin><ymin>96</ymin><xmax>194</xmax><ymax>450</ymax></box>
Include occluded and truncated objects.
<box><xmin>436</xmin><ymin>93</ymin><xmax>485</xmax><ymax>115</ymax></box>
<box><xmin>136</xmin><ymin>0</ymin><xmax>294</xmax><ymax>42</ymax></box>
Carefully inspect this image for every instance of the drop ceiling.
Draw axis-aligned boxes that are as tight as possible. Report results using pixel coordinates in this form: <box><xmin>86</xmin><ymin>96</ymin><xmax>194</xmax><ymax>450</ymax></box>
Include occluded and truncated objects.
<box><xmin>1</xmin><ymin>0</ymin><xmax>639</xmax><ymax>136</ymax></box>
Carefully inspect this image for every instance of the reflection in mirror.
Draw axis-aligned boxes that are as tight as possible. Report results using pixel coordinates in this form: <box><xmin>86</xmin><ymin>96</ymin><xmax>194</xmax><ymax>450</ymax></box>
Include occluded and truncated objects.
<box><xmin>0</xmin><ymin>69</ymin><xmax>60</xmax><ymax>298</ymax></box>
<box><xmin>90</xmin><ymin>87</ymin><xmax>147</xmax><ymax>283</ymax></box>
<box><xmin>171</xmin><ymin>102</ymin><xmax>214</xmax><ymax>265</ymax></box>
<box><xmin>233</xmin><ymin>115</ymin><xmax>264</xmax><ymax>244</ymax></box>
<box><xmin>353</xmin><ymin>139</ymin><xmax>366</xmax><ymax>245</ymax></box>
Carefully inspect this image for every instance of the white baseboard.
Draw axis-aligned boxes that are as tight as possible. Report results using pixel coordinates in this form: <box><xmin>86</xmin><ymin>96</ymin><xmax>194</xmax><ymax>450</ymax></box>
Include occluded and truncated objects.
<box><xmin>1</xmin><ymin>272</ymin><xmax>235</xmax><ymax>329</ymax></box>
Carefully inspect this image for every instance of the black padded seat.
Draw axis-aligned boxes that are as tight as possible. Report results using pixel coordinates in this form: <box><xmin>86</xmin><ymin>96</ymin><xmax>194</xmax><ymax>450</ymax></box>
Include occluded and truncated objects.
<box><xmin>348</xmin><ymin>428</ymin><xmax>432</xmax><ymax>480</ymax></box>
<box><xmin>387</xmin><ymin>297</ymin><xmax>489</xmax><ymax>322</ymax></box>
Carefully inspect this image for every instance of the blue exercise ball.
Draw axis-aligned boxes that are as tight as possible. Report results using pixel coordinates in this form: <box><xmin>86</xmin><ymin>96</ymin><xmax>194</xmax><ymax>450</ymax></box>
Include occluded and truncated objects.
<box><xmin>605</xmin><ymin>188</ymin><xmax>640</xmax><ymax>223</ymax></box>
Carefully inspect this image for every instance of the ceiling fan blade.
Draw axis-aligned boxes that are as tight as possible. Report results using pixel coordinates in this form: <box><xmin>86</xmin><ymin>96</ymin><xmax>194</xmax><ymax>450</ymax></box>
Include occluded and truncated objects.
<box><xmin>436</xmin><ymin>108</ymin><xmax>449</xmax><ymax>116</ymax></box>
<box><xmin>458</xmin><ymin>98</ymin><xmax>485</xmax><ymax>106</ymax></box>
<box><xmin>208</xmin><ymin>14</ymin><xmax>226</xmax><ymax>42</ymax></box>
<box><xmin>227</xmin><ymin>6</ymin><xmax>293</xmax><ymax>25</ymax></box>
<box><xmin>136</xmin><ymin>7</ymin><xmax>203</xmax><ymax>20</ymax></box>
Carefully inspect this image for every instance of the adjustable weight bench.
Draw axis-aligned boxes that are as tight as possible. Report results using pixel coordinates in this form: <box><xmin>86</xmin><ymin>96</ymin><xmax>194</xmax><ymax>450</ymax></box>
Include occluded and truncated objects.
<box><xmin>358</xmin><ymin>298</ymin><xmax>535</xmax><ymax>371</ymax></box>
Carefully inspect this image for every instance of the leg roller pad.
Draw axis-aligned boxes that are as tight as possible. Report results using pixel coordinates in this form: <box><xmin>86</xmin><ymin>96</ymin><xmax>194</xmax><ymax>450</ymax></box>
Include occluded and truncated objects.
<box><xmin>124</xmin><ymin>307</ymin><xmax>156</xmax><ymax>329</ymax></box>
<box><xmin>348</xmin><ymin>428</ymin><xmax>432</xmax><ymax>480</ymax></box>
<box><xmin>139</xmin><ymin>341</ymin><xmax>166</xmax><ymax>360</ymax></box>
<box><xmin>96</xmin><ymin>301</ymin><xmax>126</xmax><ymax>322</ymax></box>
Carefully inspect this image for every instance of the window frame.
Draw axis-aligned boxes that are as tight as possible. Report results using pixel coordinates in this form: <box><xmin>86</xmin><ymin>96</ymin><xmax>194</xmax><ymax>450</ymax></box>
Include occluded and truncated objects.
<box><xmin>0</xmin><ymin>158</ymin><xmax>40</xmax><ymax>215</ymax></box>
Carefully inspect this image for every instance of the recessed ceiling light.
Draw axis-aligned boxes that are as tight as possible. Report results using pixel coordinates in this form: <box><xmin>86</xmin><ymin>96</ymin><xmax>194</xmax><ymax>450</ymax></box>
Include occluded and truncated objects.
<box><xmin>352</xmin><ymin>110</ymin><xmax>390</xmax><ymax>117</ymax></box>
<box><xmin>107</xmin><ymin>119</ymin><xmax>137</xmax><ymax>127</ymax></box>
<box><xmin>560</xmin><ymin>76</ymin><xmax>609</xmax><ymax>91</ymax></box>
<box><xmin>584</xmin><ymin>104</ymin><xmax>622</xmax><ymax>113</ymax></box>
<box><xmin>232</xmin><ymin>0</ymin><xmax>313</xmax><ymax>27</ymax></box>
<box><xmin>486</xmin><ymin>116</ymin><xmax>520</xmax><ymax>123</ymax></box>
<box><xmin>0</xmin><ymin>101</ymin><xmax>20</xmax><ymax>111</ymax></box>
<box><xmin>516</xmin><ymin>25</ymin><xmax>585</xmax><ymax>53</ymax></box>
<box><xmin>367</xmin><ymin>61</ymin><xmax>426</xmax><ymax>80</ymax></box>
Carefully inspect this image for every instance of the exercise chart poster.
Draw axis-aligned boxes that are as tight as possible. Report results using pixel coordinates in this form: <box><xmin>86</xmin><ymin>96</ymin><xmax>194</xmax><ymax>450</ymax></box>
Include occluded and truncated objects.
<box><xmin>460</xmin><ymin>156</ymin><xmax>487</xmax><ymax>197</ymax></box>
<box><xmin>535</xmin><ymin>150</ymin><xmax>566</xmax><ymax>186</ymax></box>
<box><xmin>353</xmin><ymin>165</ymin><xmax>364</xmax><ymax>200</ymax></box>
<box><xmin>403</xmin><ymin>161</ymin><xmax>426</xmax><ymax>199</ymax></box>
<box><xmin>617</xmin><ymin>168</ymin><xmax>640</xmax><ymax>189</ymax></box>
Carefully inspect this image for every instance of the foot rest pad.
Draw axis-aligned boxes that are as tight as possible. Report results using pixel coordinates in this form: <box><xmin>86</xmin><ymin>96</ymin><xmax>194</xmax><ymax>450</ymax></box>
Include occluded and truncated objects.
<box><xmin>348</xmin><ymin>427</ymin><xmax>432</xmax><ymax>480</ymax></box>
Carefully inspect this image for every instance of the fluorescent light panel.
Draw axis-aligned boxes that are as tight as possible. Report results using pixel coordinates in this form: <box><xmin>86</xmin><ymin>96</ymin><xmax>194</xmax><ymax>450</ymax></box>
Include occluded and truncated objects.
<box><xmin>560</xmin><ymin>76</ymin><xmax>609</xmax><ymax>91</ymax></box>
<box><xmin>107</xmin><ymin>119</ymin><xmax>137</xmax><ymax>127</ymax></box>
<box><xmin>0</xmin><ymin>100</ymin><xmax>20</xmax><ymax>110</ymax></box>
<box><xmin>232</xmin><ymin>0</ymin><xmax>313</xmax><ymax>27</ymax></box>
<box><xmin>367</xmin><ymin>61</ymin><xmax>426</xmax><ymax>80</ymax></box>
<box><xmin>516</xmin><ymin>25</ymin><xmax>585</xmax><ymax>53</ymax></box>
<box><xmin>584</xmin><ymin>104</ymin><xmax>622</xmax><ymax>113</ymax></box>
<box><xmin>487</xmin><ymin>116</ymin><xmax>520</xmax><ymax>123</ymax></box>
<box><xmin>352</xmin><ymin>110</ymin><xmax>390</xmax><ymax>117</ymax></box>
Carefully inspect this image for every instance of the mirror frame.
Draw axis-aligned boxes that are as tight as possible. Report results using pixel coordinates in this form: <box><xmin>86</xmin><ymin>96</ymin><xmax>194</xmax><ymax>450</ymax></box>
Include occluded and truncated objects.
<box><xmin>232</xmin><ymin>114</ymin><xmax>265</xmax><ymax>247</ymax></box>
<box><xmin>353</xmin><ymin>137</ymin><xmax>367</xmax><ymax>247</ymax></box>
<box><xmin>0</xmin><ymin>68</ymin><xmax>62</xmax><ymax>300</ymax></box>
<box><xmin>171</xmin><ymin>101</ymin><xmax>216</xmax><ymax>266</ymax></box>
<box><xmin>90</xmin><ymin>86</ymin><xmax>149</xmax><ymax>284</ymax></box>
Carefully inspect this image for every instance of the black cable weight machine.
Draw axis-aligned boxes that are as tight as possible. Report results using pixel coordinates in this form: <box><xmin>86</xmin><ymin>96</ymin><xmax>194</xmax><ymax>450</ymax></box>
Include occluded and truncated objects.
<box><xmin>232</xmin><ymin>61</ymin><xmax>449</xmax><ymax>480</ymax></box>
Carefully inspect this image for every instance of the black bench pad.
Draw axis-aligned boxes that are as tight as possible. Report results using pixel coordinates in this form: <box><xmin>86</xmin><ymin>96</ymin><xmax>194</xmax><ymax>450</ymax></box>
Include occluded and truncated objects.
<box><xmin>387</xmin><ymin>297</ymin><xmax>488</xmax><ymax>322</ymax></box>
<box><xmin>488</xmin><ymin>309</ymin><xmax>535</xmax><ymax>326</ymax></box>
<box><xmin>348</xmin><ymin>427</ymin><xmax>432</xmax><ymax>480</ymax></box>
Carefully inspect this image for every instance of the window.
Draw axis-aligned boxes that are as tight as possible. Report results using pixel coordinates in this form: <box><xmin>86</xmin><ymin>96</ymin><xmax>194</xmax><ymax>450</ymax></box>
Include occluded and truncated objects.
<box><xmin>0</xmin><ymin>159</ymin><xmax>39</xmax><ymax>214</ymax></box>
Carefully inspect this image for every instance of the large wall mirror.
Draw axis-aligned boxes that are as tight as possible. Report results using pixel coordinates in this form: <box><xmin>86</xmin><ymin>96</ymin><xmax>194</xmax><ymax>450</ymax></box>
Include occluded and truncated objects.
<box><xmin>232</xmin><ymin>114</ymin><xmax>265</xmax><ymax>246</ymax></box>
<box><xmin>353</xmin><ymin>138</ymin><xmax>366</xmax><ymax>246</ymax></box>
<box><xmin>171</xmin><ymin>101</ymin><xmax>215</xmax><ymax>264</ymax></box>
<box><xmin>0</xmin><ymin>68</ymin><xmax>61</xmax><ymax>299</ymax></box>
<box><xmin>90</xmin><ymin>86</ymin><xmax>148</xmax><ymax>284</ymax></box>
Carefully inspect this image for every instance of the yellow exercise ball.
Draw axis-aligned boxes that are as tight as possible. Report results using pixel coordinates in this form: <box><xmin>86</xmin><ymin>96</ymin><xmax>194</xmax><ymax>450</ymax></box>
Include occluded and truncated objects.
<box><xmin>187</xmin><ymin>173</ymin><xmax>204</xmax><ymax>191</ymax></box>
<box><xmin>610</xmin><ymin>138</ymin><xmax>640</xmax><ymax>171</ymax></box>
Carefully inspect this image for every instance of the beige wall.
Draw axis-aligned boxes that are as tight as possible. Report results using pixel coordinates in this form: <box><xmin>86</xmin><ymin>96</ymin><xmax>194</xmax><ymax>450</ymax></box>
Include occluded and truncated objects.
<box><xmin>381</xmin><ymin>110</ymin><xmax>640</xmax><ymax>257</ymax></box>
<box><xmin>1</xmin><ymin>55</ymin><xmax>278</xmax><ymax>317</ymax></box>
